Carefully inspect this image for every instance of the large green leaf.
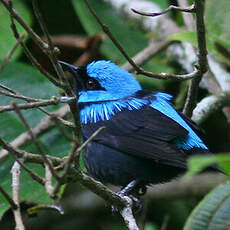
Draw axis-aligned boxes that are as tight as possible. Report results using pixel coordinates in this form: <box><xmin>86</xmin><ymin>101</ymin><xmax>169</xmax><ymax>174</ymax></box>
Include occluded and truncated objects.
<box><xmin>184</xmin><ymin>182</ymin><xmax>230</xmax><ymax>230</ymax></box>
<box><xmin>72</xmin><ymin>0</ymin><xmax>148</xmax><ymax>64</ymax></box>
<box><xmin>186</xmin><ymin>154</ymin><xmax>230</xmax><ymax>178</ymax></box>
<box><xmin>0</xmin><ymin>0</ymin><xmax>32</xmax><ymax>60</ymax></box>
<box><xmin>0</xmin><ymin>62</ymin><xmax>71</xmax><ymax>218</ymax></box>
<box><xmin>0</xmin><ymin>62</ymin><xmax>59</xmax><ymax>138</ymax></box>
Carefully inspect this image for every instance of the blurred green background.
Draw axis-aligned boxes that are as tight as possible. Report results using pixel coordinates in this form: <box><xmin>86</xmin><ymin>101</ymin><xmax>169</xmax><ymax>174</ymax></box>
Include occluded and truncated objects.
<box><xmin>0</xmin><ymin>0</ymin><xmax>230</xmax><ymax>229</ymax></box>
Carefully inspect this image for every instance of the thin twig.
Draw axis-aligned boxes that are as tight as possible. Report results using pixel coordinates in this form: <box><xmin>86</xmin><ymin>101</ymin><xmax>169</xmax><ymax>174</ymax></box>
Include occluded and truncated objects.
<box><xmin>0</xmin><ymin>84</ymin><xmax>73</xmax><ymax>126</ymax></box>
<box><xmin>0</xmin><ymin>105</ymin><xmax>71</xmax><ymax>163</ymax></box>
<box><xmin>31</xmin><ymin>0</ymin><xmax>68</xmax><ymax>87</ymax></box>
<box><xmin>50</xmin><ymin>116</ymin><xmax>74</xmax><ymax>142</ymax></box>
<box><xmin>0</xmin><ymin>185</ymin><xmax>18</xmax><ymax>210</ymax></box>
<box><xmin>0</xmin><ymin>136</ymin><xmax>62</xmax><ymax>166</ymax></box>
<box><xmin>84</xmin><ymin>0</ymin><xmax>199</xmax><ymax>81</ymax></box>
<box><xmin>12</xmin><ymin>102</ymin><xmax>60</xmax><ymax>181</ymax></box>
<box><xmin>122</xmin><ymin>40</ymin><xmax>173</xmax><ymax>71</ymax></box>
<box><xmin>0</xmin><ymin>137</ymin><xmax>45</xmax><ymax>185</ymax></box>
<box><xmin>131</xmin><ymin>4</ymin><xmax>195</xmax><ymax>17</ymax></box>
<box><xmin>9</xmin><ymin>13</ymin><xmax>64</xmax><ymax>89</ymax></box>
<box><xmin>0</xmin><ymin>83</ymin><xmax>17</xmax><ymax>94</ymax></box>
<box><xmin>183</xmin><ymin>75</ymin><xmax>201</xmax><ymax>116</ymax></box>
<box><xmin>0</xmin><ymin>97</ymin><xmax>63</xmax><ymax>113</ymax></box>
<box><xmin>52</xmin><ymin>126</ymin><xmax>105</xmax><ymax>196</ymax></box>
<box><xmin>0</xmin><ymin>0</ymin><xmax>49</xmax><ymax>53</ymax></box>
<box><xmin>11</xmin><ymin>161</ymin><xmax>26</xmax><ymax>230</ymax></box>
<box><xmin>0</xmin><ymin>34</ymin><xmax>25</xmax><ymax>73</ymax></box>
<box><xmin>0</xmin><ymin>90</ymin><xmax>40</xmax><ymax>102</ymax></box>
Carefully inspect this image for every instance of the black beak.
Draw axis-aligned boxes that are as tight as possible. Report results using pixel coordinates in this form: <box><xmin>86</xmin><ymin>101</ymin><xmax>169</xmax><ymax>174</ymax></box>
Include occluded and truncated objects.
<box><xmin>58</xmin><ymin>61</ymin><xmax>79</xmax><ymax>75</ymax></box>
<box><xmin>58</xmin><ymin>61</ymin><xmax>85</xmax><ymax>92</ymax></box>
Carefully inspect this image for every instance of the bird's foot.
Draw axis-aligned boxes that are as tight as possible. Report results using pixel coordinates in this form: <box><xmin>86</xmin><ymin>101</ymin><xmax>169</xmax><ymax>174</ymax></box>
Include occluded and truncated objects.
<box><xmin>111</xmin><ymin>190</ymin><xmax>143</xmax><ymax>214</ymax></box>
<box><xmin>111</xmin><ymin>180</ymin><xmax>146</xmax><ymax>214</ymax></box>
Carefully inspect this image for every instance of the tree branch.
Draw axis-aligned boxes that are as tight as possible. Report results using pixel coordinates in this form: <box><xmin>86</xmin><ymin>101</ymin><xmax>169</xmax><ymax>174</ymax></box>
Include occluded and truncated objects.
<box><xmin>0</xmin><ymin>105</ymin><xmax>70</xmax><ymax>163</ymax></box>
<box><xmin>120</xmin><ymin>197</ymin><xmax>140</xmax><ymax>230</ymax></box>
<box><xmin>0</xmin><ymin>0</ymin><xmax>50</xmax><ymax>54</ymax></box>
<box><xmin>12</xmin><ymin>102</ymin><xmax>60</xmax><ymax>181</ymax></box>
<box><xmin>0</xmin><ymin>97</ymin><xmax>75</xmax><ymax>113</ymax></box>
<box><xmin>0</xmin><ymin>34</ymin><xmax>25</xmax><ymax>73</ymax></box>
<box><xmin>183</xmin><ymin>0</ymin><xmax>208</xmax><ymax>116</ymax></box>
<box><xmin>131</xmin><ymin>4</ymin><xmax>195</xmax><ymax>17</ymax></box>
<box><xmin>11</xmin><ymin>161</ymin><xmax>26</xmax><ymax>230</ymax></box>
<box><xmin>192</xmin><ymin>93</ymin><xmax>230</xmax><ymax>124</ymax></box>
<box><xmin>84</xmin><ymin>0</ymin><xmax>199</xmax><ymax>81</ymax></box>
<box><xmin>0</xmin><ymin>185</ymin><xmax>18</xmax><ymax>210</ymax></box>
<box><xmin>122</xmin><ymin>40</ymin><xmax>173</xmax><ymax>71</ymax></box>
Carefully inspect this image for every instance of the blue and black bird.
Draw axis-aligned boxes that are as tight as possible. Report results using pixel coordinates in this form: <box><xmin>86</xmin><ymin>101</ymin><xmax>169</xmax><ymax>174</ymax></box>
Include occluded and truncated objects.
<box><xmin>59</xmin><ymin>60</ymin><xmax>213</xmax><ymax>202</ymax></box>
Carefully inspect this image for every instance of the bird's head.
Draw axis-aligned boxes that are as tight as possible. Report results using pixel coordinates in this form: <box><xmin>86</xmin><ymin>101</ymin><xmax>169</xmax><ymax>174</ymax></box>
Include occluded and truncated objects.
<box><xmin>59</xmin><ymin>60</ymin><xmax>141</xmax><ymax>103</ymax></box>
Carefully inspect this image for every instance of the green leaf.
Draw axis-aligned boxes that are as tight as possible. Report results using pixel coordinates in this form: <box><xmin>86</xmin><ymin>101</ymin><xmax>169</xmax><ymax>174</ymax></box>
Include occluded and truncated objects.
<box><xmin>72</xmin><ymin>0</ymin><xmax>148</xmax><ymax>64</ymax></box>
<box><xmin>205</xmin><ymin>0</ymin><xmax>230</xmax><ymax>51</ymax></box>
<box><xmin>186</xmin><ymin>154</ymin><xmax>230</xmax><ymax>178</ymax></box>
<box><xmin>0</xmin><ymin>0</ymin><xmax>32</xmax><ymax>60</ymax></box>
<box><xmin>169</xmin><ymin>0</ymin><xmax>230</xmax><ymax>63</ymax></box>
<box><xmin>0</xmin><ymin>158</ymin><xmax>54</xmax><ymax>219</ymax></box>
<box><xmin>184</xmin><ymin>182</ymin><xmax>230</xmax><ymax>230</ymax></box>
<box><xmin>186</xmin><ymin>155</ymin><xmax>217</xmax><ymax>178</ymax></box>
<box><xmin>168</xmin><ymin>31</ymin><xmax>197</xmax><ymax>47</ymax></box>
<box><xmin>0</xmin><ymin>62</ymin><xmax>59</xmax><ymax>140</ymax></box>
<box><xmin>0</xmin><ymin>62</ymin><xmax>71</xmax><ymax>218</ymax></box>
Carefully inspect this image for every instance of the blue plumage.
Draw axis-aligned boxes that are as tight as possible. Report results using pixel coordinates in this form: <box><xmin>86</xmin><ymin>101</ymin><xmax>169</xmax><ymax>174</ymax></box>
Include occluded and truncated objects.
<box><xmin>150</xmin><ymin>92</ymin><xmax>208</xmax><ymax>150</ymax></box>
<box><xmin>59</xmin><ymin>60</ymin><xmax>213</xmax><ymax>194</ymax></box>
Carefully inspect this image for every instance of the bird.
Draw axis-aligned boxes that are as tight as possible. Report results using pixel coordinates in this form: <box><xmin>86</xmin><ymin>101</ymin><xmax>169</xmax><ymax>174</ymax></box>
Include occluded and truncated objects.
<box><xmin>59</xmin><ymin>60</ymin><xmax>215</xmax><ymax>208</ymax></box>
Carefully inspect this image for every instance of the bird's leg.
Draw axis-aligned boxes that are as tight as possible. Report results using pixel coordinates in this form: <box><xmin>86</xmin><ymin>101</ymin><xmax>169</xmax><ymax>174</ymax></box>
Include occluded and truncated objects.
<box><xmin>118</xmin><ymin>180</ymin><xmax>139</xmax><ymax>197</ymax></box>
<box><xmin>112</xmin><ymin>180</ymin><xmax>145</xmax><ymax>213</ymax></box>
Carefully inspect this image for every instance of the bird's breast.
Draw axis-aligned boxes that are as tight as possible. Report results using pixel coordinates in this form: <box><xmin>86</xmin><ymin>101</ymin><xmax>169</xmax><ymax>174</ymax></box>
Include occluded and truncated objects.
<box><xmin>79</xmin><ymin>97</ymin><xmax>149</xmax><ymax>124</ymax></box>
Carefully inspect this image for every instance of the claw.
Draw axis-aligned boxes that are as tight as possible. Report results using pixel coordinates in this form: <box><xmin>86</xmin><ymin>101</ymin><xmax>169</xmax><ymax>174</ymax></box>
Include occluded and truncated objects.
<box><xmin>111</xmin><ymin>180</ymin><xmax>146</xmax><ymax>214</ymax></box>
<box><xmin>111</xmin><ymin>192</ymin><xmax>143</xmax><ymax>214</ymax></box>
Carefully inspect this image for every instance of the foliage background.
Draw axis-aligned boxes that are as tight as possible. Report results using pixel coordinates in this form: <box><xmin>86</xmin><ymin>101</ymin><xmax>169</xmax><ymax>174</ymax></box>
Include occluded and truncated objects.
<box><xmin>0</xmin><ymin>0</ymin><xmax>230</xmax><ymax>229</ymax></box>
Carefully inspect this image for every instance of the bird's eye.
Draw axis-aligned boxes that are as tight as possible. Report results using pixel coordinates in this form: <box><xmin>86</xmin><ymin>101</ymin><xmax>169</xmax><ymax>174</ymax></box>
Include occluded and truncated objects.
<box><xmin>87</xmin><ymin>79</ymin><xmax>97</xmax><ymax>89</ymax></box>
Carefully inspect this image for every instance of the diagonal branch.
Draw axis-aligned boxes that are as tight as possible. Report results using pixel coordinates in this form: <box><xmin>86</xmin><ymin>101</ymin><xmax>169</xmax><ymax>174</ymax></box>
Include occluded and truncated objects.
<box><xmin>12</xmin><ymin>102</ymin><xmax>60</xmax><ymax>181</ymax></box>
<box><xmin>52</xmin><ymin>126</ymin><xmax>105</xmax><ymax>197</ymax></box>
<box><xmin>0</xmin><ymin>34</ymin><xmax>25</xmax><ymax>73</ymax></box>
<box><xmin>122</xmin><ymin>40</ymin><xmax>173</xmax><ymax>71</ymax></box>
<box><xmin>0</xmin><ymin>0</ymin><xmax>49</xmax><ymax>54</ymax></box>
<box><xmin>0</xmin><ymin>137</ymin><xmax>45</xmax><ymax>185</ymax></box>
<box><xmin>84</xmin><ymin>0</ymin><xmax>199</xmax><ymax>81</ymax></box>
<box><xmin>0</xmin><ymin>185</ymin><xmax>18</xmax><ymax>210</ymax></box>
<box><xmin>0</xmin><ymin>136</ymin><xmax>62</xmax><ymax>167</ymax></box>
<box><xmin>31</xmin><ymin>0</ymin><xmax>73</xmax><ymax>93</ymax></box>
<box><xmin>9</xmin><ymin>11</ymin><xmax>65</xmax><ymax>89</ymax></box>
<box><xmin>0</xmin><ymin>105</ymin><xmax>71</xmax><ymax>163</ymax></box>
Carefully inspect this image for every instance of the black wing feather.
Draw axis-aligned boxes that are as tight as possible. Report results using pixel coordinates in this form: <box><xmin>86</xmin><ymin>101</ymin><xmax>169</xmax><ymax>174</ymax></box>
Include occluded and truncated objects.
<box><xmin>82</xmin><ymin>105</ymin><xmax>189</xmax><ymax>169</ymax></box>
